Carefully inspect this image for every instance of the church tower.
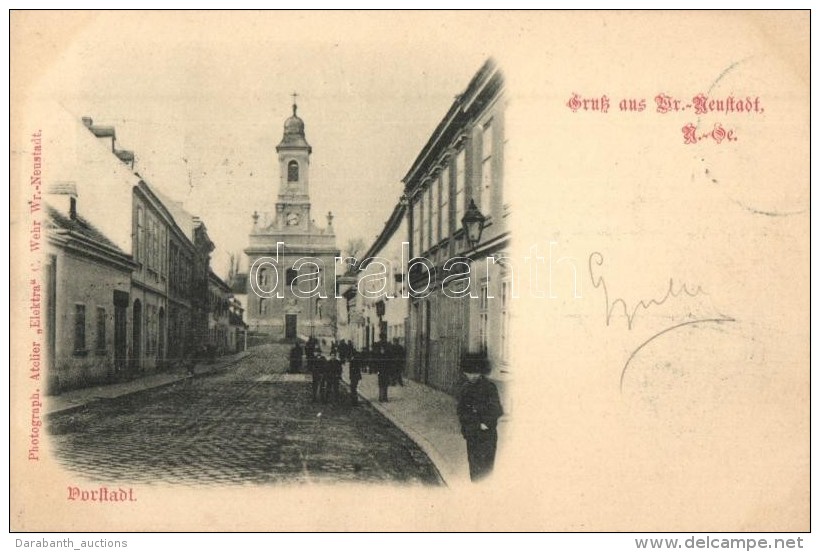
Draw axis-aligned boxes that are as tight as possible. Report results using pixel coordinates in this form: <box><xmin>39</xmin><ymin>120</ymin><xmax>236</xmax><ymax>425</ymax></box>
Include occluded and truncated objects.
<box><xmin>274</xmin><ymin>98</ymin><xmax>312</xmax><ymax>231</ymax></box>
<box><xmin>244</xmin><ymin>97</ymin><xmax>340</xmax><ymax>341</ymax></box>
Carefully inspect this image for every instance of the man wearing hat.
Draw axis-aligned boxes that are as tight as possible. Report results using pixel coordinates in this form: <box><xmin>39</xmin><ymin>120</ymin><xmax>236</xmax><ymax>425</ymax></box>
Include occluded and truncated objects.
<box><xmin>457</xmin><ymin>352</ymin><xmax>503</xmax><ymax>482</ymax></box>
<box><xmin>310</xmin><ymin>351</ymin><xmax>326</xmax><ymax>403</ymax></box>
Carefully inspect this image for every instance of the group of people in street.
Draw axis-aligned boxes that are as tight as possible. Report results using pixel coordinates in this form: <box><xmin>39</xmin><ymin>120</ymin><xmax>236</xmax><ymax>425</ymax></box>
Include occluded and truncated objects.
<box><xmin>363</xmin><ymin>338</ymin><xmax>405</xmax><ymax>402</ymax></box>
<box><xmin>307</xmin><ymin>351</ymin><xmax>344</xmax><ymax>404</ymax></box>
<box><xmin>288</xmin><ymin>337</ymin><xmax>406</xmax><ymax>404</ymax></box>
<box><xmin>285</xmin><ymin>337</ymin><xmax>503</xmax><ymax>482</ymax></box>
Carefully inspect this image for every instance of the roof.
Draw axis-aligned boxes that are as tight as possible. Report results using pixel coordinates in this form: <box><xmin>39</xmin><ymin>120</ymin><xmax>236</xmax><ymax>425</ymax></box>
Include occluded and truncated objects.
<box><xmin>276</xmin><ymin>105</ymin><xmax>312</xmax><ymax>152</ymax></box>
<box><xmin>230</xmin><ymin>273</ymin><xmax>248</xmax><ymax>294</ymax></box>
<box><xmin>358</xmin><ymin>199</ymin><xmax>407</xmax><ymax>270</ymax></box>
<box><xmin>401</xmin><ymin>58</ymin><xmax>503</xmax><ymax>189</ymax></box>
<box><xmin>46</xmin><ymin>204</ymin><xmax>125</xmax><ymax>254</ymax></box>
<box><xmin>209</xmin><ymin>269</ymin><xmax>232</xmax><ymax>293</ymax></box>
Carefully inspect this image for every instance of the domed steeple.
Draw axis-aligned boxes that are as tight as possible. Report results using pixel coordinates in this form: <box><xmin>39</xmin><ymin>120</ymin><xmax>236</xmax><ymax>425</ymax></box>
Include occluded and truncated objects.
<box><xmin>277</xmin><ymin>97</ymin><xmax>312</xmax><ymax>153</ymax></box>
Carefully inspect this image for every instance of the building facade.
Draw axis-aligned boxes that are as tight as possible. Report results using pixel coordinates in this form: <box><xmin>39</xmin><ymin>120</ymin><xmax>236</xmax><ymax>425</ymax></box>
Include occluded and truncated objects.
<box><xmin>44</xmin><ymin>189</ymin><xmax>137</xmax><ymax>393</ymax></box>
<box><xmin>347</xmin><ymin>203</ymin><xmax>408</xmax><ymax>351</ymax></box>
<box><xmin>207</xmin><ymin>270</ymin><xmax>233</xmax><ymax>356</ymax></box>
<box><xmin>403</xmin><ymin>59</ymin><xmax>511</xmax><ymax>395</ymax></box>
<box><xmin>42</xmin><ymin>106</ymin><xmax>243</xmax><ymax>393</ymax></box>
<box><xmin>167</xmin><ymin>220</ymin><xmax>195</xmax><ymax>365</ymax></box>
<box><xmin>244</xmin><ymin>102</ymin><xmax>340</xmax><ymax>341</ymax></box>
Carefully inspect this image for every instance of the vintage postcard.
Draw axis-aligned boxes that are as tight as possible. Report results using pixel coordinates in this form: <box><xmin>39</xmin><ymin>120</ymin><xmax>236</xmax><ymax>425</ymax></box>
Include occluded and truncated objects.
<box><xmin>10</xmin><ymin>10</ymin><xmax>809</xmax><ymax>532</ymax></box>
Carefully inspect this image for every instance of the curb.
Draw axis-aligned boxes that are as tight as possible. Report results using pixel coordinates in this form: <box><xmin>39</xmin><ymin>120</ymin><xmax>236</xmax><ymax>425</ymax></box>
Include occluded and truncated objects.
<box><xmin>46</xmin><ymin>375</ymin><xmax>186</xmax><ymax>417</ymax></box>
<box><xmin>341</xmin><ymin>379</ymin><xmax>453</xmax><ymax>488</ymax></box>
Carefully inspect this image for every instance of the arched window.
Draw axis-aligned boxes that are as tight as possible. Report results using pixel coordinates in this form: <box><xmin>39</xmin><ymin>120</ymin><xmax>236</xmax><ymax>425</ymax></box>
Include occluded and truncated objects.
<box><xmin>287</xmin><ymin>160</ymin><xmax>299</xmax><ymax>182</ymax></box>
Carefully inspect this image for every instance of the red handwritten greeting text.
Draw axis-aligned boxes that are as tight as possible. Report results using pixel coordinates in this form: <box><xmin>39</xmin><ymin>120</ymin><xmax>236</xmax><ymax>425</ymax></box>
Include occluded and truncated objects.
<box><xmin>567</xmin><ymin>92</ymin><xmax>763</xmax><ymax>144</ymax></box>
<box><xmin>692</xmin><ymin>94</ymin><xmax>763</xmax><ymax>115</ymax></box>
<box><xmin>682</xmin><ymin>122</ymin><xmax>736</xmax><ymax>145</ymax></box>
<box><xmin>567</xmin><ymin>93</ymin><xmax>611</xmax><ymax>113</ymax></box>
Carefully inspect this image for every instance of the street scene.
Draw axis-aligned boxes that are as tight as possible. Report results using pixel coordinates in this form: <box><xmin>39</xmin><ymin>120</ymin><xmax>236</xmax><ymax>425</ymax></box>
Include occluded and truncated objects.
<box><xmin>39</xmin><ymin>51</ymin><xmax>510</xmax><ymax>487</ymax></box>
<box><xmin>13</xmin><ymin>11</ymin><xmax>810</xmax><ymax>534</ymax></box>
<box><xmin>48</xmin><ymin>344</ymin><xmax>441</xmax><ymax>486</ymax></box>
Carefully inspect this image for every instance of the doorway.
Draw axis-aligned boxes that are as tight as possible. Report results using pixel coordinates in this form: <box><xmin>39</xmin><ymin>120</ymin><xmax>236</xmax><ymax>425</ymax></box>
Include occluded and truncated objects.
<box><xmin>113</xmin><ymin>290</ymin><xmax>129</xmax><ymax>374</ymax></box>
<box><xmin>132</xmin><ymin>299</ymin><xmax>142</xmax><ymax>371</ymax></box>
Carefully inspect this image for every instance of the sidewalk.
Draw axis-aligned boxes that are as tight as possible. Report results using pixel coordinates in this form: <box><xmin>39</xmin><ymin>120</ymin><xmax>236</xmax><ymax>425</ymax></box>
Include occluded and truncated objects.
<box><xmin>46</xmin><ymin>350</ymin><xmax>253</xmax><ymax>416</ymax></box>
<box><xmin>342</xmin><ymin>371</ymin><xmax>472</xmax><ymax>487</ymax></box>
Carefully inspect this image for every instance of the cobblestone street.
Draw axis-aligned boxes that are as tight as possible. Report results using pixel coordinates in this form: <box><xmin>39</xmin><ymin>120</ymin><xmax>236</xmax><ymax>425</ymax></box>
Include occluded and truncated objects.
<box><xmin>47</xmin><ymin>344</ymin><xmax>441</xmax><ymax>486</ymax></box>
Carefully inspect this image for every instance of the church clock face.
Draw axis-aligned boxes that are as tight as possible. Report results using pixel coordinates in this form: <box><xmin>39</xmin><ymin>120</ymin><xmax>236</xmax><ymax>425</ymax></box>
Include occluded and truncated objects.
<box><xmin>286</xmin><ymin>212</ymin><xmax>300</xmax><ymax>226</ymax></box>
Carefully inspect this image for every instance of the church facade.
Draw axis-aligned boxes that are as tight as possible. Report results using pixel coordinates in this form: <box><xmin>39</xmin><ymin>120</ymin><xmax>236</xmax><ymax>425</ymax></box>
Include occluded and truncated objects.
<box><xmin>244</xmin><ymin>101</ymin><xmax>339</xmax><ymax>341</ymax></box>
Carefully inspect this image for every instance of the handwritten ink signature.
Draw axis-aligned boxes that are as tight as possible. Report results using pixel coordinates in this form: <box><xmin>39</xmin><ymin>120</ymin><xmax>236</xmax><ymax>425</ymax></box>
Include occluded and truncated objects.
<box><xmin>588</xmin><ymin>252</ymin><xmax>735</xmax><ymax>391</ymax></box>
<box><xmin>588</xmin><ymin>251</ymin><xmax>707</xmax><ymax>330</ymax></box>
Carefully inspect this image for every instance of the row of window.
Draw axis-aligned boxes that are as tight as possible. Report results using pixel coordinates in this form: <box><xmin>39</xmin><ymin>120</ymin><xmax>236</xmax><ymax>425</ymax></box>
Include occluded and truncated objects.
<box><xmin>257</xmin><ymin>267</ymin><xmax>324</xmax><ymax>291</ymax></box>
<box><xmin>169</xmin><ymin>242</ymin><xmax>193</xmax><ymax>298</ymax></box>
<box><xmin>476</xmin><ymin>278</ymin><xmax>511</xmax><ymax>364</ymax></box>
<box><xmin>74</xmin><ymin>303</ymin><xmax>166</xmax><ymax>359</ymax></box>
<box><xmin>74</xmin><ymin>304</ymin><xmax>107</xmax><ymax>354</ymax></box>
<box><xmin>144</xmin><ymin>304</ymin><xmax>163</xmax><ymax>357</ymax></box>
<box><xmin>411</xmin><ymin>119</ymin><xmax>500</xmax><ymax>256</ymax></box>
<box><xmin>257</xmin><ymin>298</ymin><xmax>325</xmax><ymax>318</ymax></box>
<box><xmin>209</xmin><ymin>290</ymin><xmax>230</xmax><ymax>318</ymax></box>
<box><xmin>135</xmin><ymin>205</ymin><xmax>168</xmax><ymax>278</ymax></box>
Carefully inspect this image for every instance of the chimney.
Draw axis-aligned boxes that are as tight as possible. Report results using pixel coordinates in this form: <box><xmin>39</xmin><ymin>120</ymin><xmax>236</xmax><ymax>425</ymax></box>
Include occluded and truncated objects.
<box><xmin>82</xmin><ymin>117</ymin><xmax>93</xmax><ymax>127</ymax></box>
<box><xmin>46</xmin><ymin>181</ymin><xmax>79</xmax><ymax>219</ymax></box>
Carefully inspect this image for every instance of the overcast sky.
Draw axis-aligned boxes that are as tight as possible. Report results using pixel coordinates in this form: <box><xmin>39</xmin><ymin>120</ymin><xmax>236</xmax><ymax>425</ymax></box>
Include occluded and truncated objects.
<box><xmin>26</xmin><ymin>12</ymin><xmax>494</xmax><ymax>278</ymax></box>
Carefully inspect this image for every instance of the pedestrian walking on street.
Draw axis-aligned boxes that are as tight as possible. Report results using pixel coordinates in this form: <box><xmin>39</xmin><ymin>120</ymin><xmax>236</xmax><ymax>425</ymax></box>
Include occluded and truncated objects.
<box><xmin>289</xmin><ymin>341</ymin><xmax>303</xmax><ymax>373</ymax></box>
<box><xmin>391</xmin><ymin>338</ymin><xmax>405</xmax><ymax>386</ymax></box>
<box><xmin>375</xmin><ymin>339</ymin><xmax>390</xmax><ymax>402</ymax></box>
<box><xmin>348</xmin><ymin>350</ymin><xmax>362</xmax><ymax>406</ymax></box>
<box><xmin>310</xmin><ymin>351</ymin><xmax>325</xmax><ymax>402</ymax></box>
<box><xmin>345</xmin><ymin>340</ymin><xmax>354</xmax><ymax>363</ymax></box>
<box><xmin>457</xmin><ymin>352</ymin><xmax>503</xmax><ymax>482</ymax></box>
<box><xmin>339</xmin><ymin>339</ymin><xmax>353</xmax><ymax>364</ymax></box>
<box><xmin>305</xmin><ymin>337</ymin><xmax>317</xmax><ymax>374</ymax></box>
<box><xmin>317</xmin><ymin>355</ymin><xmax>331</xmax><ymax>403</ymax></box>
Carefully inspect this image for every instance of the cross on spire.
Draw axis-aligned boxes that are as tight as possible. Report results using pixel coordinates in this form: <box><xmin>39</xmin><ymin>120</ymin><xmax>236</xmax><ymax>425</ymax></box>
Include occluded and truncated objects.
<box><xmin>291</xmin><ymin>92</ymin><xmax>298</xmax><ymax>116</ymax></box>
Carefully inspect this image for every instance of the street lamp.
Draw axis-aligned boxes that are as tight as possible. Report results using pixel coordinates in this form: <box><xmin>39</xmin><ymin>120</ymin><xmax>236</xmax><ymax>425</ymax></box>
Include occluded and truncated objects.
<box><xmin>461</xmin><ymin>199</ymin><xmax>486</xmax><ymax>249</ymax></box>
<box><xmin>461</xmin><ymin>199</ymin><xmax>488</xmax><ymax>357</ymax></box>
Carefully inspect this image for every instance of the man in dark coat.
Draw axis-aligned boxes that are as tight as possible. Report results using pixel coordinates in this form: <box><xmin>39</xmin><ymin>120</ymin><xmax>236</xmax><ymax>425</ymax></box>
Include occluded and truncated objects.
<box><xmin>391</xmin><ymin>338</ymin><xmax>405</xmax><ymax>386</ymax></box>
<box><xmin>310</xmin><ymin>352</ymin><xmax>325</xmax><ymax>402</ymax></box>
<box><xmin>317</xmin><ymin>354</ymin><xmax>330</xmax><ymax>403</ymax></box>
<box><xmin>326</xmin><ymin>351</ymin><xmax>343</xmax><ymax>404</ymax></box>
<box><xmin>337</xmin><ymin>340</ymin><xmax>348</xmax><ymax>364</ymax></box>
<box><xmin>375</xmin><ymin>339</ymin><xmax>390</xmax><ymax>402</ymax></box>
<box><xmin>289</xmin><ymin>341</ymin><xmax>303</xmax><ymax>373</ymax></box>
<box><xmin>457</xmin><ymin>353</ymin><xmax>503</xmax><ymax>482</ymax></box>
<box><xmin>305</xmin><ymin>337</ymin><xmax>317</xmax><ymax>374</ymax></box>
